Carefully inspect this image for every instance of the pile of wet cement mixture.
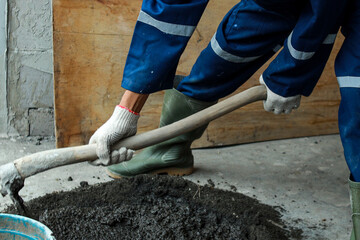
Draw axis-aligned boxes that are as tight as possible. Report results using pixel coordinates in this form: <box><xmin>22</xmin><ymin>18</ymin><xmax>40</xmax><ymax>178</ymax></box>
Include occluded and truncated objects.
<box><xmin>6</xmin><ymin>175</ymin><xmax>302</xmax><ymax>240</ymax></box>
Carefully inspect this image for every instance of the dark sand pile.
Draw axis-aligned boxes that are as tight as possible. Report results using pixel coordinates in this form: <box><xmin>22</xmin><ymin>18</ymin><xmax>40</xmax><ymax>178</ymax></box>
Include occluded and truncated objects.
<box><xmin>6</xmin><ymin>175</ymin><xmax>302</xmax><ymax>240</ymax></box>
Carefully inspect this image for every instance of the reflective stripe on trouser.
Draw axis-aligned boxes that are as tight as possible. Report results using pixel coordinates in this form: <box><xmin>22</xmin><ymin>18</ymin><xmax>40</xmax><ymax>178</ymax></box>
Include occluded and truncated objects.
<box><xmin>338</xmin><ymin>85</ymin><xmax>360</xmax><ymax>182</ymax></box>
<box><xmin>336</xmin><ymin>0</ymin><xmax>360</xmax><ymax>182</ymax></box>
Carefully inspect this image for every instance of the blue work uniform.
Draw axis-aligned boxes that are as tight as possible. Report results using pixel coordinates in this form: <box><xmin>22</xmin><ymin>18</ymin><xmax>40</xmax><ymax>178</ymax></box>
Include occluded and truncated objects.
<box><xmin>121</xmin><ymin>0</ymin><xmax>209</xmax><ymax>93</ymax></box>
<box><xmin>336</xmin><ymin>0</ymin><xmax>360</xmax><ymax>181</ymax></box>
<box><xmin>121</xmin><ymin>0</ymin><xmax>360</xmax><ymax>180</ymax></box>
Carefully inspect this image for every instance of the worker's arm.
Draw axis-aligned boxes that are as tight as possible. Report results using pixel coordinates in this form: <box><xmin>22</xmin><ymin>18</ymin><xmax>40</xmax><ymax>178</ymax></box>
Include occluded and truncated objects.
<box><xmin>89</xmin><ymin>0</ymin><xmax>209</xmax><ymax>165</ymax></box>
<box><xmin>121</xmin><ymin>0</ymin><xmax>209</xmax><ymax>94</ymax></box>
<box><xmin>89</xmin><ymin>91</ymin><xmax>148</xmax><ymax>166</ymax></box>
<box><xmin>119</xmin><ymin>90</ymin><xmax>149</xmax><ymax>114</ymax></box>
<box><xmin>260</xmin><ymin>0</ymin><xmax>348</xmax><ymax>114</ymax></box>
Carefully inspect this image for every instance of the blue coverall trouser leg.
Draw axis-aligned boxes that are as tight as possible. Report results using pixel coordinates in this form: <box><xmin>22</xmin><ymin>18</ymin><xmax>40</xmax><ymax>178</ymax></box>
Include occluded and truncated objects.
<box><xmin>335</xmin><ymin>0</ymin><xmax>360</xmax><ymax>182</ymax></box>
<box><xmin>176</xmin><ymin>0</ymin><xmax>340</xmax><ymax>101</ymax></box>
<box><xmin>176</xmin><ymin>0</ymin><xmax>301</xmax><ymax>101</ymax></box>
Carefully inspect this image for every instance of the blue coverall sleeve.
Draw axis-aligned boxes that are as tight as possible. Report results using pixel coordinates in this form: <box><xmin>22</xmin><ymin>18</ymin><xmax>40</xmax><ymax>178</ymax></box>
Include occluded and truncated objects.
<box><xmin>262</xmin><ymin>0</ymin><xmax>348</xmax><ymax>97</ymax></box>
<box><xmin>121</xmin><ymin>0</ymin><xmax>209</xmax><ymax>94</ymax></box>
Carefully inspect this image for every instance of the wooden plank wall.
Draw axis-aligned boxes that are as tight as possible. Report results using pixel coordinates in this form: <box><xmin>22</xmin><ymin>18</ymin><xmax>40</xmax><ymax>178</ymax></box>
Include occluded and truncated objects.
<box><xmin>53</xmin><ymin>0</ymin><xmax>342</xmax><ymax>148</ymax></box>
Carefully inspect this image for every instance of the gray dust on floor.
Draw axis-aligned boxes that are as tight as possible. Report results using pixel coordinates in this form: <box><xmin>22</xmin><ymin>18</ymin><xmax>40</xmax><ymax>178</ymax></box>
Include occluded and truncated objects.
<box><xmin>0</xmin><ymin>135</ymin><xmax>352</xmax><ymax>239</ymax></box>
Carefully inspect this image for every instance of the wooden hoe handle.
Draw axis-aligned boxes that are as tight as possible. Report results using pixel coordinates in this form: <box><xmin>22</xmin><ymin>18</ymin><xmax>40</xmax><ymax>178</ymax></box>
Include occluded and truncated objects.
<box><xmin>13</xmin><ymin>85</ymin><xmax>267</xmax><ymax>179</ymax></box>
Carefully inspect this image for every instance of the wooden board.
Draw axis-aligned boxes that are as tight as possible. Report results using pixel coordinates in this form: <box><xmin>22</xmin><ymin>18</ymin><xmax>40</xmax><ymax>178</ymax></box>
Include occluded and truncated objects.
<box><xmin>53</xmin><ymin>0</ymin><xmax>342</xmax><ymax>148</ymax></box>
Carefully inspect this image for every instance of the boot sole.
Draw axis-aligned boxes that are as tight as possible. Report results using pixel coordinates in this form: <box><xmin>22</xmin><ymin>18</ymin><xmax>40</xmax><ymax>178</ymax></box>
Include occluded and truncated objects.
<box><xmin>106</xmin><ymin>166</ymin><xmax>194</xmax><ymax>179</ymax></box>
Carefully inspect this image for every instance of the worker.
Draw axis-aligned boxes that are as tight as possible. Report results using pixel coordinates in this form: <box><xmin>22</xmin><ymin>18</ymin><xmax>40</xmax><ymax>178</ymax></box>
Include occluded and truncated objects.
<box><xmin>89</xmin><ymin>0</ymin><xmax>360</xmax><ymax>238</ymax></box>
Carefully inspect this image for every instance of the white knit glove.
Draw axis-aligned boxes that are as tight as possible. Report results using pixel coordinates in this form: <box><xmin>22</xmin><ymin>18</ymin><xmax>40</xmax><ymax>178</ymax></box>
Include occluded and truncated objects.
<box><xmin>260</xmin><ymin>75</ymin><xmax>301</xmax><ymax>115</ymax></box>
<box><xmin>89</xmin><ymin>106</ymin><xmax>139</xmax><ymax>166</ymax></box>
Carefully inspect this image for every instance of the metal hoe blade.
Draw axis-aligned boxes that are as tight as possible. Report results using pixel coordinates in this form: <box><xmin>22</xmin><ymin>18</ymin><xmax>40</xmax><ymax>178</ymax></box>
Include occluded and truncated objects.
<box><xmin>0</xmin><ymin>163</ymin><xmax>29</xmax><ymax>216</ymax></box>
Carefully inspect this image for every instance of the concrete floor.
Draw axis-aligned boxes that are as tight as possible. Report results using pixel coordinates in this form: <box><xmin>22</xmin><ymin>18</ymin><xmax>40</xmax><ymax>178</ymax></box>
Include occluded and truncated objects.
<box><xmin>0</xmin><ymin>135</ymin><xmax>351</xmax><ymax>239</ymax></box>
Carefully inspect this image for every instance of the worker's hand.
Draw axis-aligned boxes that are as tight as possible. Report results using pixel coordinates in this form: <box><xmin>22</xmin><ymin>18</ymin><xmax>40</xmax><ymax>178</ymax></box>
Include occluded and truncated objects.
<box><xmin>89</xmin><ymin>106</ymin><xmax>139</xmax><ymax>166</ymax></box>
<box><xmin>260</xmin><ymin>75</ymin><xmax>301</xmax><ymax>115</ymax></box>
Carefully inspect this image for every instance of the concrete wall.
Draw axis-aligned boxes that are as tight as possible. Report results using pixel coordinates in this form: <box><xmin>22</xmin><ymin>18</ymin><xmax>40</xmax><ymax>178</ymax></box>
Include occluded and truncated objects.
<box><xmin>3</xmin><ymin>0</ymin><xmax>54</xmax><ymax>136</ymax></box>
<box><xmin>0</xmin><ymin>0</ymin><xmax>8</xmax><ymax>137</ymax></box>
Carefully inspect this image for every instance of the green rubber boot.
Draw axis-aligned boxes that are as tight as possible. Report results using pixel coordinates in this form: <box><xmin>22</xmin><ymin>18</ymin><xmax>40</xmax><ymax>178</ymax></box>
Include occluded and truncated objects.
<box><xmin>350</xmin><ymin>177</ymin><xmax>360</xmax><ymax>240</ymax></box>
<box><xmin>107</xmin><ymin>88</ymin><xmax>215</xmax><ymax>178</ymax></box>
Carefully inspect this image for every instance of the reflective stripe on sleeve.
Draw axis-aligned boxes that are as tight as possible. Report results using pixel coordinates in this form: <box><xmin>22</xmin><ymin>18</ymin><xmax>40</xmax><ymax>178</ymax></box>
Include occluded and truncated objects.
<box><xmin>338</xmin><ymin>76</ymin><xmax>360</xmax><ymax>88</ymax></box>
<box><xmin>137</xmin><ymin>10</ymin><xmax>196</xmax><ymax>37</ymax></box>
<box><xmin>287</xmin><ymin>32</ymin><xmax>315</xmax><ymax>60</ymax></box>
<box><xmin>210</xmin><ymin>35</ymin><xmax>261</xmax><ymax>63</ymax></box>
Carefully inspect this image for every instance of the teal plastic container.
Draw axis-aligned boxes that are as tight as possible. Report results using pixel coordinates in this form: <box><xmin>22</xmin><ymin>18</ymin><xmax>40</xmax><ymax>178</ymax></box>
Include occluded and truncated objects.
<box><xmin>0</xmin><ymin>213</ymin><xmax>54</xmax><ymax>240</ymax></box>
